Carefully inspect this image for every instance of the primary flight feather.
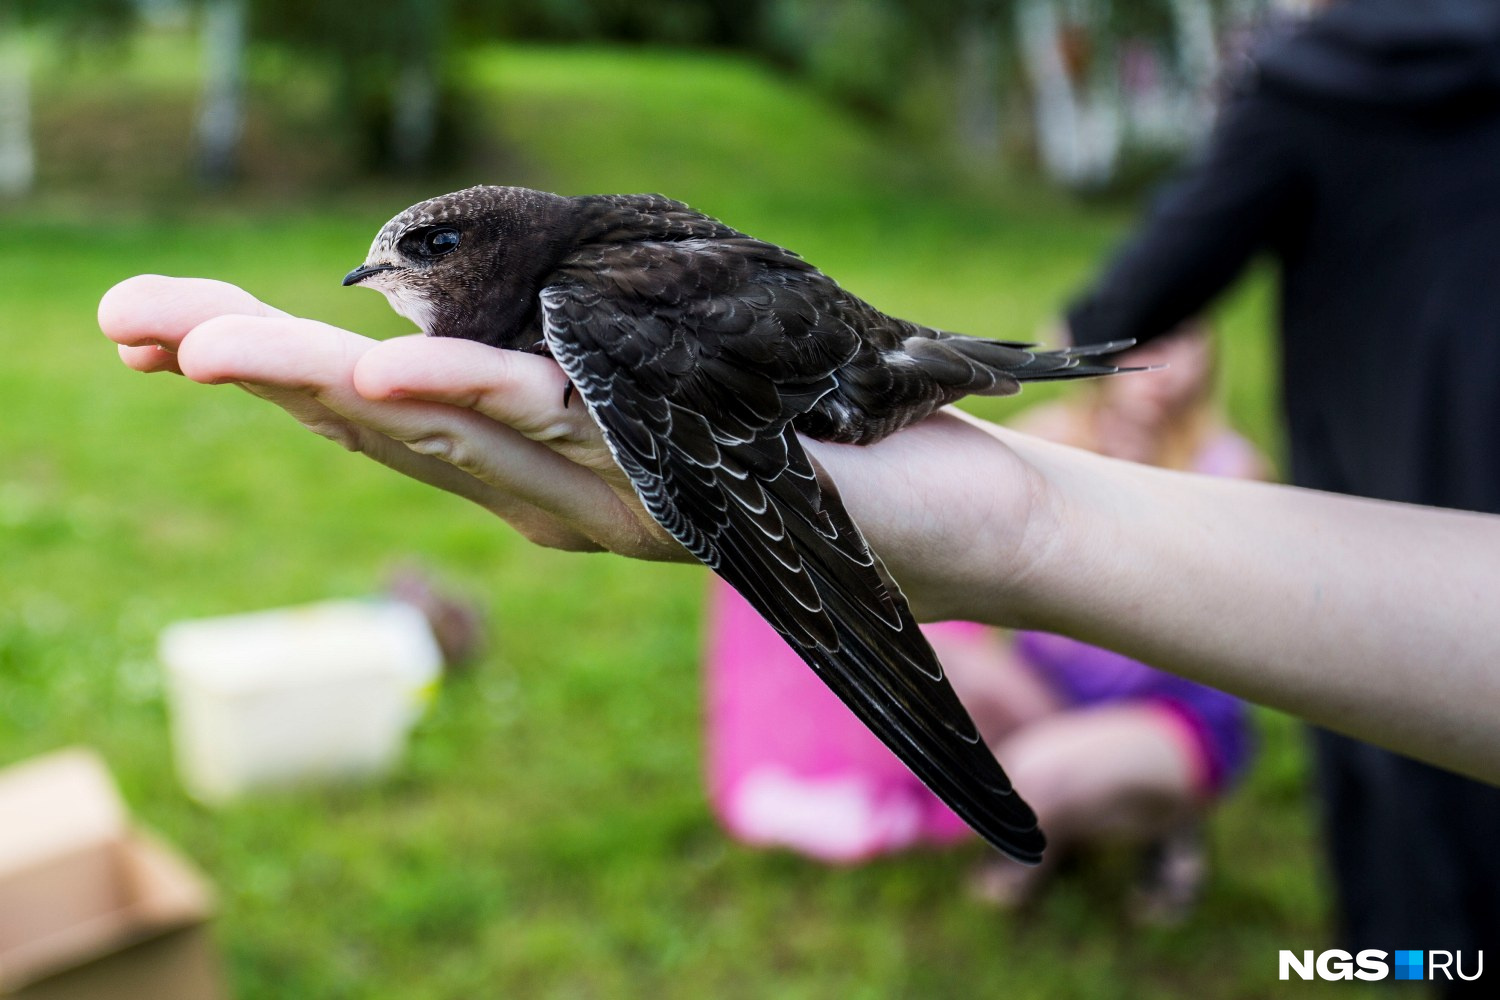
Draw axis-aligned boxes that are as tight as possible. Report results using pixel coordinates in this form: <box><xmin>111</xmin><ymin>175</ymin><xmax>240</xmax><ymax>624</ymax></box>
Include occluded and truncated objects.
<box><xmin>344</xmin><ymin>185</ymin><xmax>1132</xmax><ymax>864</ymax></box>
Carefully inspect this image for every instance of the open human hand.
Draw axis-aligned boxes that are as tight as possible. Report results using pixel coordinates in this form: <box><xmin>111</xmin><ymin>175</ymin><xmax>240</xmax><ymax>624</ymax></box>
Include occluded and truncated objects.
<box><xmin>98</xmin><ymin>274</ymin><xmax>1051</xmax><ymax>619</ymax></box>
<box><xmin>99</xmin><ymin>274</ymin><xmax>688</xmax><ymax>560</ymax></box>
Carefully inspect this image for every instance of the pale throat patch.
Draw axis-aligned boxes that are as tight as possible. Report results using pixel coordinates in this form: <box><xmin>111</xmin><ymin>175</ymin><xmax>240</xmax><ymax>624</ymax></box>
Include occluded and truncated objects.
<box><xmin>366</xmin><ymin>275</ymin><xmax>436</xmax><ymax>334</ymax></box>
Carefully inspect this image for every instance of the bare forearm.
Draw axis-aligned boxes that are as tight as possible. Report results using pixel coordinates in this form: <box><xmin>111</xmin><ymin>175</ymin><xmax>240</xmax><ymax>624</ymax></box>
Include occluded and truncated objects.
<box><xmin>821</xmin><ymin>415</ymin><xmax>1500</xmax><ymax>783</ymax></box>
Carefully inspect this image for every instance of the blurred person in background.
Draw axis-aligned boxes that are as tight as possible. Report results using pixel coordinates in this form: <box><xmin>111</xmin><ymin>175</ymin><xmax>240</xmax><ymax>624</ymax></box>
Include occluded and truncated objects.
<box><xmin>1062</xmin><ymin>0</ymin><xmax>1500</xmax><ymax>981</ymax></box>
<box><xmin>706</xmin><ymin>326</ymin><xmax>1263</xmax><ymax>922</ymax></box>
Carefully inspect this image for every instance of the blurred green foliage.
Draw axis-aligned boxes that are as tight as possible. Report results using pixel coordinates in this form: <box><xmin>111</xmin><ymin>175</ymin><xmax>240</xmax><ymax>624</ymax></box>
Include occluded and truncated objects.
<box><xmin>5</xmin><ymin>0</ymin><xmax>134</xmax><ymax>36</ymax></box>
<box><xmin>0</xmin><ymin>32</ymin><xmax>1377</xmax><ymax>1000</ymax></box>
<box><xmin>486</xmin><ymin>0</ymin><xmax>767</xmax><ymax>47</ymax></box>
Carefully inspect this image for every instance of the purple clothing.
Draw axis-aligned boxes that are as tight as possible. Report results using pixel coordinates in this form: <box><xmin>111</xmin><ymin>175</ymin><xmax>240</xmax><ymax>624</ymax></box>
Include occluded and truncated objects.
<box><xmin>1013</xmin><ymin>631</ymin><xmax>1254</xmax><ymax>792</ymax></box>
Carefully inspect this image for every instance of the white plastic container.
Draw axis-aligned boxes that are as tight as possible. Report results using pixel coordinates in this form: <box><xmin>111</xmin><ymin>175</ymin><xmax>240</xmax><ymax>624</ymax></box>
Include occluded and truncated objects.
<box><xmin>158</xmin><ymin>599</ymin><xmax>443</xmax><ymax>804</ymax></box>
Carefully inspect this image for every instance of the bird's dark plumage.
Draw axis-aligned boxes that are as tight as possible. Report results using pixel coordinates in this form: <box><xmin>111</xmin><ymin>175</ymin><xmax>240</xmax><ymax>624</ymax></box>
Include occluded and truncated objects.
<box><xmin>346</xmin><ymin>185</ymin><xmax>1134</xmax><ymax>864</ymax></box>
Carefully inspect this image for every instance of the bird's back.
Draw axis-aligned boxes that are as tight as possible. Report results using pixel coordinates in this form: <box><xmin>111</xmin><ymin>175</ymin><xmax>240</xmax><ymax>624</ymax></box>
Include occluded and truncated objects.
<box><xmin>557</xmin><ymin>193</ymin><xmax>1122</xmax><ymax>446</ymax></box>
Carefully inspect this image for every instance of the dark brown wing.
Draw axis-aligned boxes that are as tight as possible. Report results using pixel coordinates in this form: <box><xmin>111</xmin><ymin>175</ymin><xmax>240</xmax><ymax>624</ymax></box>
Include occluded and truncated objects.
<box><xmin>794</xmin><ymin>288</ymin><xmax>1142</xmax><ymax>444</ymax></box>
<box><xmin>538</xmin><ymin>261</ymin><xmax>1045</xmax><ymax>864</ymax></box>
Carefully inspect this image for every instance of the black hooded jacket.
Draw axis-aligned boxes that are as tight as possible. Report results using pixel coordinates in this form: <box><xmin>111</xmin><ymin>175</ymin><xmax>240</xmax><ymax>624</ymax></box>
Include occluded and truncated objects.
<box><xmin>1066</xmin><ymin>0</ymin><xmax>1500</xmax><ymax>511</ymax></box>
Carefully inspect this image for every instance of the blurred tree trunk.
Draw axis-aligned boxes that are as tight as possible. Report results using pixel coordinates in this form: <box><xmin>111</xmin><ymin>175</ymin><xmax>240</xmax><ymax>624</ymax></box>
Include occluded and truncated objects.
<box><xmin>1017</xmin><ymin>0</ymin><xmax>1121</xmax><ymax>188</ymax></box>
<box><xmin>387</xmin><ymin>0</ymin><xmax>444</xmax><ymax>174</ymax></box>
<box><xmin>0</xmin><ymin>1</ymin><xmax>34</xmax><ymax>197</ymax></box>
<box><xmin>390</xmin><ymin>55</ymin><xmax>437</xmax><ymax>174</ymax></box>
<box><xmin>953</xmin><ymin>8</ymin><xmax>1003</xmax><ymax>165</ymax></box>
<box><xmin>195</xmin><ymin>0</ymin><xmax>246</xmax><ymax>186</ymax></box>
<box><xmin>1169</xmin><ymin>0</ymin><xmax>1218</xmax><ymax>130</ymax></box>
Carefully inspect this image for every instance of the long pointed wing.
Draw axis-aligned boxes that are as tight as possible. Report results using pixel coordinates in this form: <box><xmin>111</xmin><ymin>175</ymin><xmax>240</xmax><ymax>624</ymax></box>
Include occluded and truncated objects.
<box><xmin>539</xmin><ymin>275</ymin><xmax>1044</xmax><ymax>864</ymax></box>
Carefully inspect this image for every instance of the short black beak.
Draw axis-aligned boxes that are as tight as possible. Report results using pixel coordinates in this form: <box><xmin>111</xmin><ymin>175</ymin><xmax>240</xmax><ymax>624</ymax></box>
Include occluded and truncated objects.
<box><xmin>342</xmin><ymin>263</ymin><xmax>396</xmax><ymax>287</ymax></box>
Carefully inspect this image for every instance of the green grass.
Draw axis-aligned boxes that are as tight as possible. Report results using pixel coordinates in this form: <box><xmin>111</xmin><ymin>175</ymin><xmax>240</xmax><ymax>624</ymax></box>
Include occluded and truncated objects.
<box><xmin>1</xmin><ymin>35</ymin><xmax>1362</xmax><ymax>1000</ymax></box>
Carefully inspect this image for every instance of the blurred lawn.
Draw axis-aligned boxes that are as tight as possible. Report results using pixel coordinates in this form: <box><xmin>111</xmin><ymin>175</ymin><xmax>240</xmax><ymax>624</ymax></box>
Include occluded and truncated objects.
<box><xmin>0</xmin><ymin>37</ymin><xmax>1375</xmax><ymax>1000</ymax></box>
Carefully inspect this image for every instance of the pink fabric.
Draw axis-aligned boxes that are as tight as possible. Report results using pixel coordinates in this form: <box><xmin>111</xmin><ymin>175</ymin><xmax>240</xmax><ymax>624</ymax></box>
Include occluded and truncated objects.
<box><xmin>704</xmin><ymin>581</ymin><xmax>973</xmax><ymax>862</ymax></box>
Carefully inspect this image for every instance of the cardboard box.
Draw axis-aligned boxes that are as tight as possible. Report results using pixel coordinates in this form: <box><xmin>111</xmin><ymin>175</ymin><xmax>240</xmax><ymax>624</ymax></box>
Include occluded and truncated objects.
<box><xmin>0</xmin><ymin>749</ymin><xmax>227</xmax><ymax>1000</ymax></box>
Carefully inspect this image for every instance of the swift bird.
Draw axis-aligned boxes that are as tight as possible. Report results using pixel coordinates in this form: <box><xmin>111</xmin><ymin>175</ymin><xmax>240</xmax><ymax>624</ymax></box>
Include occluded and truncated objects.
<box><xmin>344</xmin><ymin>185</ymin><xmax>1132</xmax><ymax>864</ymax></box>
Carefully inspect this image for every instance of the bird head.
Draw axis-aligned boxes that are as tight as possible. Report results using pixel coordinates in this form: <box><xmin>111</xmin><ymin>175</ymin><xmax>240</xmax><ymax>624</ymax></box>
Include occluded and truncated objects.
<box><xmin>343</xmin><ymin>184</ymin><xmax>577</xmax><ymax>348</ymax></box>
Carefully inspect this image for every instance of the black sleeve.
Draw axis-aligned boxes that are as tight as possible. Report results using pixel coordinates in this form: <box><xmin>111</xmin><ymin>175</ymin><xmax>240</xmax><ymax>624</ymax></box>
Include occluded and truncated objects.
<box><xmin>1066</xmin><ymin>88</ymin><xmax>1307</xmax><ymax>348</ymax></box>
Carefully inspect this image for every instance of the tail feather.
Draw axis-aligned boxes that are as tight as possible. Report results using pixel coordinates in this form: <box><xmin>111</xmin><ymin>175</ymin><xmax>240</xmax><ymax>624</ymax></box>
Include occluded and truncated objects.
<box><xmin>1058</xmin><ymin>338</ymin><xmax>1136</xmax><ymax>358</ymax></box>
<box><xmin>1017</xmin><ymin>361</ymin><xmax>1155</xmax><ymax>381</ymax></box>
<box><xmin>913</xmin><ymin>334</ymin><xmax>1147</xmax><ymax>393</ymax></box>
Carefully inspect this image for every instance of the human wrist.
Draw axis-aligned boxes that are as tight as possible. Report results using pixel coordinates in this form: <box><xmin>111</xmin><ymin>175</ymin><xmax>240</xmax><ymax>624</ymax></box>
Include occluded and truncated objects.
<box><xmin>981</xmin><ymin>427</ymin><xmax>1148</xmax><ymax>636</ymax></box>
<box><xmin>804</xmin><ymin>412</ymin><xmax>1058</xmax><ymax>624</ymax></box>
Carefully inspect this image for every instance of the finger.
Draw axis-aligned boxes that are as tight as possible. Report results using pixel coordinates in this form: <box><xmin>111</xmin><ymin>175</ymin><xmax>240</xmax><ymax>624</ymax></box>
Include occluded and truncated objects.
<box><xmin>99</xmin><ymin>275</ymin><xmax>286</xmax><ymax>352</ymax></box>
<box><xmin>175</xmin><ymin>312</ymin><xmax>515</xmax><ymax>467</ymax></box>
<box><xmin>349</xmin><ymin>391</ymin><xmax>641</xmax><ymax>548</ymax></box>
<box><xmin>348</xmin><ymin>336</ymin><xmax>662</xmax><ymax>546</ymax></box>
<box><xmin>172</xmin><ymin>313</ymin><xmax>620</xmax><ymax>551</ymax></box>
<box><xmin>172</xmin><ymin>310</ymin><xmax>416</xmax><ymax>460</ymax></box>
<box><xmin>172</xmin><ymin>311</ymin><xmax>478</xmax><ymax>490</ymax></box>
<box><xmin>173</xmin><ymin>313</ymin><xmax>486</xmax><ymax>486</ymax></box>
<box><xmin>352</xmin><ymin>336</ymin><xmax>601</xmax><ymax>447</ymax></box>
<box><xmin>255</xmin><ymin>382</ymin><xmax>603</xmax><ymax>552</ymax></box>
<box><xmin>117</xmin><ymin>343</ymin><xmax>183</xmax><ymax>375</ymax></box>
<box><xmin>354</xmin><ymin>340</ymin><xmax>677</xmax><ymax>556</ymax></box>
<box><xmin>175</xmin><ymin>313</ymin><xmax>375</xmax><ymax>389</ymax></box>
<box><xmin>104</xmin><ymin>290</ymin><xmax>610</xmax><ymax>554</ymax></box>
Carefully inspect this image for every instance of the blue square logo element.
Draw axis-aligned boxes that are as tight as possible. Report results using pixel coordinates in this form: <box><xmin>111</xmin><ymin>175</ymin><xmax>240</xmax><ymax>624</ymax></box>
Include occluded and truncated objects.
<box><xmin>1394</xmin><ymin>950</ymin><xmax>1424</xmax><ymax>981</ymax></box>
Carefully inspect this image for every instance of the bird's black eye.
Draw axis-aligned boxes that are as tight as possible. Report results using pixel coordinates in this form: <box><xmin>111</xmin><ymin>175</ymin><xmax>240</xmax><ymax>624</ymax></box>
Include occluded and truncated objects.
<box><xmin>403</xmin><ymin>226</ymin><xmax>461</xmax><ymax>260</ymax></box>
